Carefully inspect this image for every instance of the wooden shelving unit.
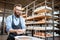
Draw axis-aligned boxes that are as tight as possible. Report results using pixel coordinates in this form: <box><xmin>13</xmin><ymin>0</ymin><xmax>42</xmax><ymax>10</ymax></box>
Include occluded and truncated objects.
<box><xmin>24</xmin><ymin>0</ymin><xmax>60</xmax><ymax>40</ymax></box>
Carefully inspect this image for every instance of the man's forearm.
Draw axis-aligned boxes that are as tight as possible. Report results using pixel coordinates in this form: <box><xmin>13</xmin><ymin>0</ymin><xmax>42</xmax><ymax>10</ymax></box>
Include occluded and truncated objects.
<box><xmin>9</xmin><ymin>29</ymin><xmax>17</xmax><ymax>33</ymax></box>
<box><xmin>9</xmin><ymin>29</ymin><xmax>24</xmax><ymax>33</ymax></box>
<box><xmin>8</xmin><ymin>29</ymin><xmax>26</xmax><ymax>34</ymax></box>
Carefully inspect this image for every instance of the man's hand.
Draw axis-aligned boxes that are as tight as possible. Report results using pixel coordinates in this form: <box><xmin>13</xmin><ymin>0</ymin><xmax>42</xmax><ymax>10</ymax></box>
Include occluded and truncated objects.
<box><xmin>16</xmin><ymin>29</ymin><xmax>24</xmax><ymax>34</ymax></box>
<box><xmin>9</xmin><ymin>29</ymin><xmax>25</xmax><ymax>34</ymax></box>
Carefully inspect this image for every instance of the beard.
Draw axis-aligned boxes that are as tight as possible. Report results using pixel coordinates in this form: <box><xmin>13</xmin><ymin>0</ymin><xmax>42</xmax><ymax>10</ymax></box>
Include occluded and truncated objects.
<box><xmin>14</xmin><ymin>12</ymin><xmax>21</xmax><ymax>18</ymax></box>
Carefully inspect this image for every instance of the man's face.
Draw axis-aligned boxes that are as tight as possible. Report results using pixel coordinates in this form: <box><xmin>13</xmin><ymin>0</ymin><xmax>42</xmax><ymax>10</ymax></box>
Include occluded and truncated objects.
<box><xmin>14</xmin><ymin>6</ymin><xmax>22</xmax><ymax>16</ymax></box>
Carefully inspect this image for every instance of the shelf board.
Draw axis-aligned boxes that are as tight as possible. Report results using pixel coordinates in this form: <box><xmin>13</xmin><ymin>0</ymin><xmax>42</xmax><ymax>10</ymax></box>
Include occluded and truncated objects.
<box><xmin>26</xmin><ymin>23</ymin><xmax>59</xmax><ymax>25</ymax></box>
<box><xmin>34</xmin><ymin>34</ymin><xmax>53</xmax><ymax>38</ymax></box>
<box><xmin>34</xmin><ymin>31</ymin><xmax>60</xmax><ymax>38</ymax></box>
<box><xmin>33</xmin><ymin>29</ymin><xmax>60</xmax><ymax>31</ymax></box>
<box><xmin>26</xmin><ymin>23</ymin><xmax>45</xmax><ymax>25</ymax></box>
<box><xmin>26</xmin><ymin>21</ymin><xmax>59</xmax><ymax>25</ymax></box>
<box><xmin>25</xmin><ymin>17</ymin><xmax>34</xmax><ymax>20</ymax></box>
<box><xmin>25</xmin><ymin>15</ymin><xmax>52</xmax><ymax>20</ymax></box>
<box><xmin>26</xmin><ymin>21</ymin><xmax>45</xmax><ymax>24</ymax></box>
<box><xmin>26</xmin><ymin>27</ymin><xmax>60</xmax><ymax>31</ymax></box>
<box><xmin>26</xmin><ymin>29</ymin><xmax>60</xmax><ymax>31</ymax></box>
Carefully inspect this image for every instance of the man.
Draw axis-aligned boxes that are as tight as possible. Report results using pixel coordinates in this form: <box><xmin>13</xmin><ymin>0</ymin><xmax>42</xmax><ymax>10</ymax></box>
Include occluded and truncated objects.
<box><xmin>6</xmin><ymin>4</ymin><xmax>26</xmax><ymax>40</ymax></box>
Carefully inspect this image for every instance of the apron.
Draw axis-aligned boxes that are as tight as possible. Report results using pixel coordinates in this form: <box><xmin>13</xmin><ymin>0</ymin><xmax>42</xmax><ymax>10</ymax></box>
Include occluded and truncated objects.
<box><xmin>7</xmin><ymin>15</ymin><xmax>22</xmax><ymax>40</ymax></box>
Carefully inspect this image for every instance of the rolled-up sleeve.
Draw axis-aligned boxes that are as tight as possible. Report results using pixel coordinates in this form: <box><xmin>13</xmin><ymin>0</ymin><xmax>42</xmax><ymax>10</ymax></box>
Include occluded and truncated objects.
<box><xmin>6</xmin><ymin>16</ymin><xmax>12</xmax><ymax>32</ymax></box>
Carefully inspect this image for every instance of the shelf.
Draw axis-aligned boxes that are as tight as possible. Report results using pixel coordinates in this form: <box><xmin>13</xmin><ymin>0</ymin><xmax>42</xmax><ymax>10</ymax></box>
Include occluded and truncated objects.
<box><xmin>26</xmin><ymin>27</ymin><xmax>59</xmax><ymax>31</ymax></box>
<box><xmin>26</xmin><ymin>21</ymin><xmax>59</xmax><ymax>25</ymax></box>
<box><xmin>34</xmin><ymin>32</ymin><xmax>60</xmax><ymax>38</ymax></box>
<box><xmin>26</xmin><ymin>23</ymin><xmax>59</xmax><ymax>25</ymax></box>
<box><xmin>34</xmin><ymin>9</ymin><xmax>52</xmax><ymax>13</ymax></box>
<box><xmin>34</xmin><ymin>6</ymin><xmax>52</xmax><ymax>13</ymax></box>
<box><xmin>33</xmin><ymin>27</ymin><xmax>59</xmax><ymax>31</ymax></box>
<box><xmin>26</xmin><ymin>20</ymin><xmax>45</xmax><ymax>25</ymax></box>
<box><xmin>25</xmin><ymin>15</ymin><xmax>52</xmax><ymax>20</ymax></box>
<box><xmin>34</xmin><ymin>32</ymin><xmax>53</xmax><ymax>38</ymax></box>
<box><xmin>34</xmin><ymin>34</ymin><xmax>60</xmax><ymax>38</ymax></box>
<box><xmin>25</xmin><ymin>0</ymin><xmax>60</xmax><ymax>39</ymax></box>
<box><xmin>34</xmin><ymin>34</ymin><xmax>53</xmax><ymax>38</ymax></box>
